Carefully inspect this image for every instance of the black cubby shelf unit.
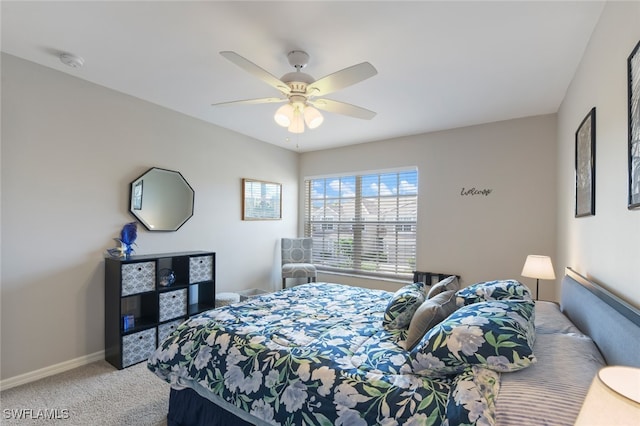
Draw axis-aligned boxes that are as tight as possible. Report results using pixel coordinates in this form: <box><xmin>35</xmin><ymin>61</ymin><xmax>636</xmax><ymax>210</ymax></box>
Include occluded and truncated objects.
<box><xmin>105</xmin><ymin>251</ymin><xmax>215</xmax><ymax>369</ymax></box>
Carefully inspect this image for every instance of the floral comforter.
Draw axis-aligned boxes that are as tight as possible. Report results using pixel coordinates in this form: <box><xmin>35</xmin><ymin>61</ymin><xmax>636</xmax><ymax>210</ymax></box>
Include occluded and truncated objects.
<box><xmin>148</xmin><ymin>283</ymin><xmax>497</xmax><ymax>425</ymax></box>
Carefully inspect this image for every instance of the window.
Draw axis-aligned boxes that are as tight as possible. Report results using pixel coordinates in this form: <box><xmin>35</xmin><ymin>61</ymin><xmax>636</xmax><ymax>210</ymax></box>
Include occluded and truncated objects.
<box><xmin>304</xmin><ymin>169</ymin><xmax>418</xmax><ymax>280</ymax></box>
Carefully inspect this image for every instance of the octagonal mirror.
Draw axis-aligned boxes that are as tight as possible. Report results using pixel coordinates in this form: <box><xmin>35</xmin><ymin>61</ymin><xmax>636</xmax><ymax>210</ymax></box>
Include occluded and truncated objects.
<box><xmin>129</xmin><ymin>167</ymin><xmax>194</xmax><ymax>231</ymax></box>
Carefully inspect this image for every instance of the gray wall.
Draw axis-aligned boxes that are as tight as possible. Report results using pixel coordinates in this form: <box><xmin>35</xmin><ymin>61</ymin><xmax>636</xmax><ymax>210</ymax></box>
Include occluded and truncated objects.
<box><xmin>1</xmin><ymin>54</ymin><xmax>298</xmax><ymax>381</ymax></box>
<box><xmin>300</xmin><ymin>115</ymin><xmax>558</xmax><ymax>294</ymax></box>
<box><xmin>556</xmin><ymin>0</ymin><xmax>640</xmax><ymax>308</ymax></box>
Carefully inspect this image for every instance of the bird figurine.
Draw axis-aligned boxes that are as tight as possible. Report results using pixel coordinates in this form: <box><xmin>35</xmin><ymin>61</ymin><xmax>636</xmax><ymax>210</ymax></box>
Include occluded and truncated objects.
<box><xmin>107</xmin><ymin>222</ymin><xmax>138</xmax><ymax>258</ymax></box>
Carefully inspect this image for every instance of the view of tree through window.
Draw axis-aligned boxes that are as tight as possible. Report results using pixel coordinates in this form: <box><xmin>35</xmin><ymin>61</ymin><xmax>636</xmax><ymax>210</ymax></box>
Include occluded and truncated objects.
<box><xmin>304</xmin><ymin>169</ymin><xmax>418</xmax><ymax>279</ymax></box>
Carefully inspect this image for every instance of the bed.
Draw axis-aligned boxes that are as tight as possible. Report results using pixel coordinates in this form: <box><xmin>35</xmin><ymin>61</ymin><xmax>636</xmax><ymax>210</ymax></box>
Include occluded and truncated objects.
<box><xmin>147</xmin><ymin>268</ymin><xmax>640</xmax><ymax>425</ymax></box>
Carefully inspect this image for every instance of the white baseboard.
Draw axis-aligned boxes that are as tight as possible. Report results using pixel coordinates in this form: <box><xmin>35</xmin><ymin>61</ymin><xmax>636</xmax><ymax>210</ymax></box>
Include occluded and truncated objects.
<box><xmin>0</xmin><ymin>350</ymin><xmax>105</xmax><ymax>391</ymax></box>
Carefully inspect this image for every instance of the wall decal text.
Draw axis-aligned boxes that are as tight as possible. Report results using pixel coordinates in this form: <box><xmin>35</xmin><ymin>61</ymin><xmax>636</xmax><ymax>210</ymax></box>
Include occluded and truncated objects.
<box><xmin>461</xmin><ymin>187</ymin><xmax>493</xmax><ymax>196</ymax></box>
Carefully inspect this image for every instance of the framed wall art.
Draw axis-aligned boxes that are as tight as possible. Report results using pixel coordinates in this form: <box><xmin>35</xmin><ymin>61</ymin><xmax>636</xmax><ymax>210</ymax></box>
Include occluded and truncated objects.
<box><xmin>627</xmin><ymin>40</ymin><xmax>640</xmax><ymax>209</ymax></box>
<box><xmin>575</xmin><ymin>107</ymin><xmax>596</xmax><ymax>217</ymax></box>
<box><xmin>242</xmin><ymin>178</ymin><xmax>282</xmax><ymax>220</ymax></box>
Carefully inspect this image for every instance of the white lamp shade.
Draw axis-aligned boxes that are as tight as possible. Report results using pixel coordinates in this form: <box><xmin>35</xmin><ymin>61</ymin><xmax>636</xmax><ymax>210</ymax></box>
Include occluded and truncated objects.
<box><xmin>575</xmin><ymin>366</ymin><xmax>640</xmax><ymax>425</ymax></box>
<box><xmin>521</xmin><ymin>255</ymin><xmax>555</xmax><ymax>280</ymax></box>
<box><xmin>288</xmin><ymin>109</ymin><xmax>304</xmax><ymax>134</ymax></box>
<box><xmin>303</xmin><ymin>106</ymin><xmax>324</xmax><ymax>129</ymax></box>
<box><xmin>274</xmin><ymin>104</ymin><xmax>294</xmax><ymax>127</ymax></box>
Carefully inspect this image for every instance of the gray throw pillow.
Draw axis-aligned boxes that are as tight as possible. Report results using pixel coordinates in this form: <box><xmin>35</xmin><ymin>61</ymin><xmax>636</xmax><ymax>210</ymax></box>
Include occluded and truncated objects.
<box><xmin>403</xmin><ymin>290</ymin><xmax>458</xmax><ymax>350</ymax></box>
<box><xmin>427</xmin><ymin>275</ymin><xmax>460</xmax><ymax>299</ymax></box>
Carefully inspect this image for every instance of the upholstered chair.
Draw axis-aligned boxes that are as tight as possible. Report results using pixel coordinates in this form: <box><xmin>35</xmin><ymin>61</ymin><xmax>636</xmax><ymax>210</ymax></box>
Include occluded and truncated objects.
<box><xmin>281</xmin><ymin>238</ymin><xmax>317</xmax><ymax>289</ymax></box>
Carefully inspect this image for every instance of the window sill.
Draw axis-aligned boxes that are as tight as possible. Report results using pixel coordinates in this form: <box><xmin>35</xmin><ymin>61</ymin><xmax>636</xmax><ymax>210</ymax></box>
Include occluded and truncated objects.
<box><xmin>317</xmin><ymin>270</ymin><xmax>410</xmax><ymax>285</ymax></box>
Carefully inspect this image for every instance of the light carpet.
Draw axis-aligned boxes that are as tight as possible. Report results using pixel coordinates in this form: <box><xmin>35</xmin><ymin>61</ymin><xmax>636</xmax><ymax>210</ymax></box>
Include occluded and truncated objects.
<box><xmin>0</xmin><ymin>361</ymin><xmax>169</xmax><ymax>425</ymax></box>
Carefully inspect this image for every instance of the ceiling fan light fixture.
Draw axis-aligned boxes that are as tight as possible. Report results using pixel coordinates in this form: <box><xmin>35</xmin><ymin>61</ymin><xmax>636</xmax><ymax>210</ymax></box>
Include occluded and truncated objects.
<box><xmin>217</xmin><ymin>50</ymin><xmax>377</xmax><ymax>135</ymax></box>
<box><xmin>303</xmin><ymin>106</ymin><xmax>324</xmax><ymax>129</ymax></box>
<box><xmin>274</xmin><ymin>103</ymin><xmax>294</xmax><ymax>127</ymax></box>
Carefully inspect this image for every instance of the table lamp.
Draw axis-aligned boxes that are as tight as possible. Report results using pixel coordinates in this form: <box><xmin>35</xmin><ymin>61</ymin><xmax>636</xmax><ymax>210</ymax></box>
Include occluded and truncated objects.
<box><xmin>521</xmin><ymin>255</ymin><xmax>555</xmax><ymax>300</ymax></box>
<box><xmin>575</xmin><ymin>366</ymin><xmax>640</xmax><ymax>425</ymax></box>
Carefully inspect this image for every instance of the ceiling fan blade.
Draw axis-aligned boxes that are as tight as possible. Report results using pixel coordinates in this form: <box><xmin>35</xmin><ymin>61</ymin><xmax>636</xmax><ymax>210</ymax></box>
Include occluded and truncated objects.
<box><xmin>306</xmin><ymin>62</ymin><xmax>377</xmax><ymax>97</ymax></box>
<box><xmin>310</xmin><ymin>98</ymin><xmax>376</xmax><ymax>120</ymax></box>
<box><xmin>220</xmin><ymin>51</ymin><xmax>290</xmax><ymax>95</ymax></box>
<box><xmin>212</xmin><ymin>97</ymin><xmax>286</xmax><ymax>107</ymax></box>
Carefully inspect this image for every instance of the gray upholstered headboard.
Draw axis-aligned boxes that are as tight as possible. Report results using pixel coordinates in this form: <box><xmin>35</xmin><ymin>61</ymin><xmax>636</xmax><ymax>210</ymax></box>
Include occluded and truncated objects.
<box><xmin>560</xmin><ymin>267</ymin><xmax>640</xmax><ymax>367</ymax></box>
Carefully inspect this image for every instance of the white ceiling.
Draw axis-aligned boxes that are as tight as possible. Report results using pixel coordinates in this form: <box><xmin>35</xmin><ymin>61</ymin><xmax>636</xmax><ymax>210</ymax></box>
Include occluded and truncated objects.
<box><xmin>1</xmin><ymin>1</ymin><xmax>605</xmax><ymax>152</ymax></box>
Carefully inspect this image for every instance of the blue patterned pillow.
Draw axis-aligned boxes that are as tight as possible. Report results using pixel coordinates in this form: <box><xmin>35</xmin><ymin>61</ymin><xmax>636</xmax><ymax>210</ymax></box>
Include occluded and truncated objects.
<box><xmin>455</xmin><ymin>279</ymin><xmax>532</xmax><ymax>307</ymax></box>
<box><xmin>402</xmin><ymin>299</ymin><xmax>536</xmax><ymax>377</ymax></box>
<box><xmin>382</xmin><ymin>282</ymin><xmax>427</xmax><ymax>330</ymax></box>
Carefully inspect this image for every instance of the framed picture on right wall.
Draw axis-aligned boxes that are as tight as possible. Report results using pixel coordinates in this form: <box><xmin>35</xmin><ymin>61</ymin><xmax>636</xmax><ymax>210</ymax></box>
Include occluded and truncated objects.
<box><xmin>575</xmin><ymin>107</ymin><xmax>596</xmax><ymax>217</ymax></box>
<box><xmin>627</xmin><ymin>40</ymin><xmax>640</xmax><ymax>209</ymax></box>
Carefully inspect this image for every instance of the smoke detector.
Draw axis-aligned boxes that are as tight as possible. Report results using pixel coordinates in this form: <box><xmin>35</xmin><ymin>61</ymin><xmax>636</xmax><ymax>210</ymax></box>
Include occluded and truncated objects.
<box><xmin>60</xmin><ymin>53</ymin><xmax>84</xmax><ymax>68</ymax></box>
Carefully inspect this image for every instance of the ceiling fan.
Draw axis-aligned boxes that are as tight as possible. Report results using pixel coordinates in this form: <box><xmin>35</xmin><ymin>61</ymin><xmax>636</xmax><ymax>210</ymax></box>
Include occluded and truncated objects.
<box><xmin>213</xmin><ymin>50</ymin><xmax>377</xmax><ymax>133</ymax></box>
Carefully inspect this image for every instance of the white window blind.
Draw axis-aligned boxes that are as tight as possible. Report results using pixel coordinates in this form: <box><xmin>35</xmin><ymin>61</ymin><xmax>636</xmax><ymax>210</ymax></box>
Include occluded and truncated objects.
<box><xmin>304</xmin><ymin>169</ymin><xmax>418</xmax><ymax>279</ymax></box>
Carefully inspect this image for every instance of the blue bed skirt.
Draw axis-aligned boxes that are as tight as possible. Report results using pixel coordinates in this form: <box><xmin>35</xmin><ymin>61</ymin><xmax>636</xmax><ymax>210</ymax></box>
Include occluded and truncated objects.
<box><xmin>168</xmin><ymin>388</ymin><xmax>253</xmax><ymax>426</ymax></box>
